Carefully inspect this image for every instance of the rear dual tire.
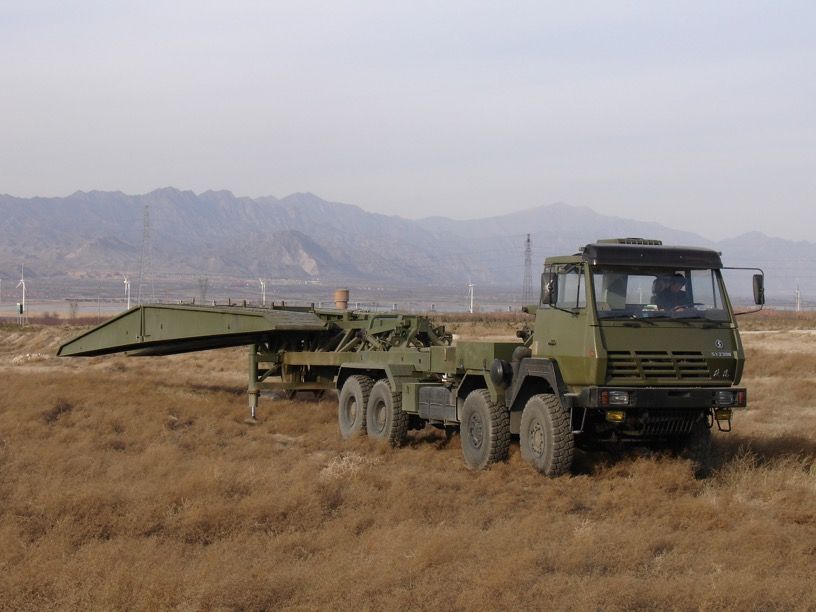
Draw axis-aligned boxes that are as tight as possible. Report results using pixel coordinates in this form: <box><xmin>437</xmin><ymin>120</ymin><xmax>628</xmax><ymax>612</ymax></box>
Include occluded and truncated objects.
<box><xmin>366</xmin><ymin>380</ymin><xmax>409</xmax><ymax>447</ymax></box>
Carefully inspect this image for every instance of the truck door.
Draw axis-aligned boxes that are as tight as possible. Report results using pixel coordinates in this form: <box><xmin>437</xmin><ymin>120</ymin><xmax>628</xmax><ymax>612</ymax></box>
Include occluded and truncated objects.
<box><xmin>535</xmin><ymin>263</ymin><xmax>595</xmax><ymax>386</ymax></box>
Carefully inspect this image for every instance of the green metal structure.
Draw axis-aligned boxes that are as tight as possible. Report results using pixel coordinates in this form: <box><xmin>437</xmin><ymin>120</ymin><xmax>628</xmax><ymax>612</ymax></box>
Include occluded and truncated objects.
<box><xmin>58</xmin><ymin>239</ymin><xmax>765</xmax><ymax>477</ymax></box>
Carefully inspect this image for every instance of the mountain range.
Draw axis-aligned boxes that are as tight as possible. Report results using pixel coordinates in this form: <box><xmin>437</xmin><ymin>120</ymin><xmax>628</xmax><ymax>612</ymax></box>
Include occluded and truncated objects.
<box><xmin>0</xmin><ymin>188</ymin><xmax>808</xmax><ymax>303</ymax></box>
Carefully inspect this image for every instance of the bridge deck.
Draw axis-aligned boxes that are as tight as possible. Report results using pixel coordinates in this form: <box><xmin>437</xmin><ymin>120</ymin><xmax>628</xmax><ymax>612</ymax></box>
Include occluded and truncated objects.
<box><xmin>57</xmin><ymin>304</ymin><xmax>329</xmax><ymax>357</ymax></box>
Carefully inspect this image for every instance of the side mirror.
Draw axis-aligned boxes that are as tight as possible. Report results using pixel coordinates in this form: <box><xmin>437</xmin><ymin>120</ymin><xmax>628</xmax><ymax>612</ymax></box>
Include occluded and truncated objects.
<box><xmin>540</xmin><ymin>272</ymin><xmax>557</xmax><ymax>305</ymax></box>
<box><xmin>753</xmin><ymin>274</ymin><xmax>765</xmax><ymax>305</ymax></box>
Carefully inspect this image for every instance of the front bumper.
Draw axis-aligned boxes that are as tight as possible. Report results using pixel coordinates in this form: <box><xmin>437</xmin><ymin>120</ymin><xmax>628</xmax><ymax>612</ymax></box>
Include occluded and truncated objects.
<box><xmin>573</xmin><ymin>386</ymin><xmax>745</xmax><ymax>437</ymax></box>
<box><xmin>579</xmin><ymin>386</ymin><xmax>746</xmax><ymax>410</ymax></box>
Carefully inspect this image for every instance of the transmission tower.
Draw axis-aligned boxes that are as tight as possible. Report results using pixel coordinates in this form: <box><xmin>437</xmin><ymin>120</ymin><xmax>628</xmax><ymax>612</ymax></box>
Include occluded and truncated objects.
<box><xmin>796</xmin><ymin>281</ymin><xmax>801</xmax><ymax>314</ymax></box>
<box><xmin>137</xmin><ymin>204</ymin><xmax>155</xmax><ymax>304</ymax></box>
<box><xmin>522</xmin><ymin>233</ymin><xmax>533</xmax><ymax>305</ymax></box>
<box><xmin>198</xmin><ymin>277</ymin><xmax>210</xmax><ymax>304</ymax></box>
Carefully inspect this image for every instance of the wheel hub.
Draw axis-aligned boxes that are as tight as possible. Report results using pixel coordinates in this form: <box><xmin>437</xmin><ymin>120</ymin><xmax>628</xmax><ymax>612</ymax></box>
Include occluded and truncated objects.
<box><xmin>529</xmin><ymin>420</ymin><xmax>545</xmax><ymax>457</ymax></box>
<box><xmin>345</xmin><ymin>398</ymin><xmax>357</xmax><ymax>424</ymax></box>
<box><xmin>468</xmin><ymin>413</ymin><xmax>484</xmax><ymax>449</ymax></box>
<box><xmin>374</xmin><ymin>401</ymin><xmax>386</xmax><ymax>432</ymax></box>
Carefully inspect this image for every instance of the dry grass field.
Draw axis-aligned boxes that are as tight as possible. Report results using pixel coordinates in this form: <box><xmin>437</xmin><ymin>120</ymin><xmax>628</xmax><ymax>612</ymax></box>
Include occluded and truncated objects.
<box><xmin>2</xmin><ymin>312</ymin><xmax>816</xmax><ymax>610</ymax></box>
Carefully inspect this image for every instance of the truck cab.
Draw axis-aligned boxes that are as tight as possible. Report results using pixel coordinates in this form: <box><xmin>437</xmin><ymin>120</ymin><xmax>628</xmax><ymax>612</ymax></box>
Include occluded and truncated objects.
<box><xmin>511</xmin><ymin>238</ymin><xmax>764</xmax><ymax>475</ymax></box>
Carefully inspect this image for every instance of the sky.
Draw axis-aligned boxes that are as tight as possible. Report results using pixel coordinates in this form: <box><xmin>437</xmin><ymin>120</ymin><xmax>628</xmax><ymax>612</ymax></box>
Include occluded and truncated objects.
<box><xmin>1</xmin><ymin>0</ymin><xmax>814</xmax><ymax>241</ymax></box>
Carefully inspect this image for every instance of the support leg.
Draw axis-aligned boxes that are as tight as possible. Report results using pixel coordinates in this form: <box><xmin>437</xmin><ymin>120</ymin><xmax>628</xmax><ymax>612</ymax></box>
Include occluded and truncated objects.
<box><xmin>246</xmin><ymin>344</ymin><xmax>260</xmax><ymax>424</ymax></box>
<box><xmin>247</xmin><ymin>389</ymin><xmax>260</xmax><ymax>423</ymax></box>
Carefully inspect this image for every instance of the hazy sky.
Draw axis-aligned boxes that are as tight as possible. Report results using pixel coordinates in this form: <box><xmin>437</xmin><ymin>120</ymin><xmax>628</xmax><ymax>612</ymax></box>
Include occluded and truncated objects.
<box><xmin>1</xmin><ymin>1</ymin><xmax>814</xmax><ymax>241</ymax></box>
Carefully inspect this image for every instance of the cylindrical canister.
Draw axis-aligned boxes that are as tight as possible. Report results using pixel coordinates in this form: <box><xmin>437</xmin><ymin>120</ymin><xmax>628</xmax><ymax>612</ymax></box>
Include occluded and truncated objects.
<box><xmin>334</xmin><ymin>288</ymin><xmax>349</xmax><ymax>310</ymax></box>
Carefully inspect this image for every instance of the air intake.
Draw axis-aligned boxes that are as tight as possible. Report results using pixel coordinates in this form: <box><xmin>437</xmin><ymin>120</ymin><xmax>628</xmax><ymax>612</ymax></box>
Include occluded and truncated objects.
<box><xmin>596</xmin><ymin>238</ymin><xmax>663</xmax><ymax>246</ymax></box>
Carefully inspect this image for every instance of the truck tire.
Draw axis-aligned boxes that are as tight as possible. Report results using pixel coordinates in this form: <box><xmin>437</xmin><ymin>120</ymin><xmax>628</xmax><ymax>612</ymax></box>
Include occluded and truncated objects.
<box><xmin>338</xmin><ymin>375</ymin><xmax>373</xmax><ymax>439</ymax></box>
<box><xmin>366</xmin><ymin>379</ymin><xmax>408</xmax><ymax>447</ymax></box>
<box><xmin>520</xmin><ymin>394</ymin><xmax>573</xmax><ymax>477</ymax></box>
<box><xmin>460</xmin><ymin>389</ymin><xmax>510</xmax><ymax>470</ymax></box>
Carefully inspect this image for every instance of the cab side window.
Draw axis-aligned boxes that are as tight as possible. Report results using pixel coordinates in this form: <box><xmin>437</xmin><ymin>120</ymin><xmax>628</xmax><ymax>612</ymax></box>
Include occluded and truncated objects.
<box><xmin>554</xmin><ymin>264</ymin><xmax>586</xmax><ymax>309</ymax></box>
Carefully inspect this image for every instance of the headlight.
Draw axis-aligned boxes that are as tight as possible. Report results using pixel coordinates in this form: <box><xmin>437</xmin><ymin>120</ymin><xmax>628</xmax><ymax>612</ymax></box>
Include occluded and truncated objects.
<box><xmin>608</xmin><ymin>390</ymin><xmax>630</xmax><ymax>406</ymax></box>
<box><xmin>600</xmin><ymin>390</ymin><xmax>630</xmax><ymax>406</ymax></box>
<box><xmin>716</xmin><ymin>390</ymin><xmax>735</xmax><ymax>406</ymax></box>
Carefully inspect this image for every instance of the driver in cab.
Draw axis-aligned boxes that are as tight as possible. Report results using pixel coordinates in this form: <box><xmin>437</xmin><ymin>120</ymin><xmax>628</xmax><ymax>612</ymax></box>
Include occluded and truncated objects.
<box><xmin>655</xmin><ymin>273</ymin><xmax>691</xmax><ymax>311</ymax></box>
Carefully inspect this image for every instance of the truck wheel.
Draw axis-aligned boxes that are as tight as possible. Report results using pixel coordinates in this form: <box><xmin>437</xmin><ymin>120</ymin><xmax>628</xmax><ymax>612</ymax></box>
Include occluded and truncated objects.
<box><xmin>366</xmin><ymin>380</ymin><xmax>408</xmax><ymax>447</ymax></box>
<box><xmin>460</xmin><ymin>389</ymin><xmax>510</xmax><ymax>470</ymax></box>
<box><xmin>680</xmin><ymin>418</ymin><xmax>712</xmax><ymax>478</ymax></box>
<box><xmin>520</xmin><ymin>394</ymin><xmax>573</xmax><ymax>477</ymax></box>
<box><xmin>338</xmin><ymin>375</ymin><xmax>373</xmax><ymax>438</ymax></box>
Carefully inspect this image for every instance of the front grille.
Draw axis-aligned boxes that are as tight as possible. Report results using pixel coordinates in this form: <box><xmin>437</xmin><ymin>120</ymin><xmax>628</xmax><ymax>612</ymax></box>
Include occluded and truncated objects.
<box><xmin>607</xmin><ymin>350</ymin><xmax>709</xmax><ymax>382</ymax></box>
<box><xmin>639</xmin><ymin>409</ymin><xmax>700</xmax><ymax>436</ymax></box>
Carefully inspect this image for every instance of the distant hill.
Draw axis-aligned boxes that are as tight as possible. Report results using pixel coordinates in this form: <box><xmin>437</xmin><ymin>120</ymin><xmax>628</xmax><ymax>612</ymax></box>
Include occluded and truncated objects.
<box><xmin>0</xmin><ymin>188</ymin><xmax>808</xmax><ymax>302</ymax></box>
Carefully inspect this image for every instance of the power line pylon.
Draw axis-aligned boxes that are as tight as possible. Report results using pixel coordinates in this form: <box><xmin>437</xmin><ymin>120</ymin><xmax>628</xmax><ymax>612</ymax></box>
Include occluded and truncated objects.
<box><xmin>522</xmin><ymin>233</ymin><xmax>533</xmax><ymax>305</ymax></box>
<box><xmin>137</xmin><ymin>204</ymin><xmax>154</xmax><ymax>304</ymax></box>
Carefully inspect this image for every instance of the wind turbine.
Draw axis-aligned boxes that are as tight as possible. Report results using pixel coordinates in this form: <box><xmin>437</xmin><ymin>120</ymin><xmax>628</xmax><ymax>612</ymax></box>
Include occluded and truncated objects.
<box><xmin>467</xmin><ymin>280</ymin><xmax>475</xmax><ymax>314</ymax></box>
<box><xmin>259</xmin><ymin>278</ymin><xmax>267</xmax><ymax>306</ymax></box>
<box><xmin>16</xmin><ymin>265</ymin><xmax>26</xmax><ymax>324</ymax></box>
<box><xmin>123</xmin><ymin>275</ymin><xmax>131</xmax><ymax>310</ymax></box>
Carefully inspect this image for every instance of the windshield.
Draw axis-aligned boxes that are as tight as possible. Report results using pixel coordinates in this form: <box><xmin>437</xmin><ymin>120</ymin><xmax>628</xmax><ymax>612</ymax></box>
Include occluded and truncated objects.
<box><xmin>592</xmin><ymin>267</ymin><xmax>730</xmax><ymax>322</ymax></box>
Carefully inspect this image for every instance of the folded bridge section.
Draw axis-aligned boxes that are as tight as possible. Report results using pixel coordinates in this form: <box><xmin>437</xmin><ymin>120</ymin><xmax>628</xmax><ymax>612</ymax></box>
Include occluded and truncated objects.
<box><xmin>57</xmin><ymin>304</ymin><xmax>451</xmax><ymax>419</ymax></box>
<box><xmin>56</xmin><ymin>304</ymin><xmax>330</xmax><ymax>357</ymax></box>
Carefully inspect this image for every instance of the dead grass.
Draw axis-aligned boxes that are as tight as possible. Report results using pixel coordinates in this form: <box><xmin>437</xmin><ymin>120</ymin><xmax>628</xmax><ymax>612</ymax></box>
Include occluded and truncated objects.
<box><xmin>1</xmin><ymin>324</ymin><xmax>816</xmax><ymax>610</ymax></box>
<box><xmin>739</xmin><ymin>309</ymin><xmax>816</xmax><ymax>331</ymax></box>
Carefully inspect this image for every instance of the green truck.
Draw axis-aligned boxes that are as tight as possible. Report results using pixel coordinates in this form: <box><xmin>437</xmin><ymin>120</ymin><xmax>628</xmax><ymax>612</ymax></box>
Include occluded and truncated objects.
<box><xmin>58</xmin><ymin>238</ymin><xmax>764</xmax><ymax>476</ymax></box>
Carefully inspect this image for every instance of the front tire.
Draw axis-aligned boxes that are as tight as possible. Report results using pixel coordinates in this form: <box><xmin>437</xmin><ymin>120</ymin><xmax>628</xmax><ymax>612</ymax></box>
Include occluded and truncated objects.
<box><xmin>338</xmin><ymin>375</ymin><xmax>373</xmax><ymax>439</ymax></box>
<box><xmin>460</xmin><ymin>389</ymin><xmax>510</xmax><ymax>470</ymax></box>
<box><xmin>365</xmin><ymin>380</ymin><xmax>408</xmax><ymax>447</ymax></box>
<box><xmin>520</xmin><ymin>394</ymin><xmax>573</xmax><ymax>476</ymax></box>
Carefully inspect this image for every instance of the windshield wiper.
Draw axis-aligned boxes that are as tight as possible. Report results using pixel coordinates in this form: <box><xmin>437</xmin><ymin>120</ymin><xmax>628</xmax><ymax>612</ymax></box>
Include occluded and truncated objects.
<box><xmin>636</xmin><ymin>312</ymin><xmax>696</xmax><ymax>325</ymax></box>
<box><xmin>599</xmin><ymin>312</ymin><xmax>656</xmax><ymax>324</ymax></box>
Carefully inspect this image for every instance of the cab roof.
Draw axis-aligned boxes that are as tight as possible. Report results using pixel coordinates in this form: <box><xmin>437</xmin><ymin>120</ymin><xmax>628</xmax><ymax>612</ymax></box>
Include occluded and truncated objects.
<box><xmin>580</xmin><ymin>240</ymin><xmax>723</xmax><ymax>269</ymax></box>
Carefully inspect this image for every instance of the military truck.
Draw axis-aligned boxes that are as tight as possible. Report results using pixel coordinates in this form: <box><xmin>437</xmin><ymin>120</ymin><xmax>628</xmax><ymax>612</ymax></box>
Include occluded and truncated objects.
<box><xmin>58</xmin><ymin>238</ymin><xmax>764</xmax><ymax>476</ymax></box>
